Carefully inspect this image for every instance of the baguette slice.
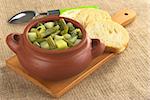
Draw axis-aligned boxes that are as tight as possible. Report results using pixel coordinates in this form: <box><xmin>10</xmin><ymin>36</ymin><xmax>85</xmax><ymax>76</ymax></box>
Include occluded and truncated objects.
<box><xmin>86</xmin><ymin>20</ymin><xmax>129</xmax><ymax>53</ymax></box>
<box><xmin>61</xmin><ymin>8</ymin><xmax>111</xmax><ymax>27</ymax></box>
<box><xmin>74</xmin><ymin>8</ymin><xmax>111</xmax><ymax>27</ymax></box>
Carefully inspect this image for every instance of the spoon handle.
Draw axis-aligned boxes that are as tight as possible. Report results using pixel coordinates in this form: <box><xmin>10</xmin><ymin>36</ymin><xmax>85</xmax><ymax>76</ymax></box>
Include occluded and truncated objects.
<box><xmin>47</xmin><ymin>5</ymin><xmax>100</xmax><ymax>16</ymax></box>
<box><xmin>47</xmin><ymin>9</ymin><xmax>60</xmax><ymax>15</ymax></box>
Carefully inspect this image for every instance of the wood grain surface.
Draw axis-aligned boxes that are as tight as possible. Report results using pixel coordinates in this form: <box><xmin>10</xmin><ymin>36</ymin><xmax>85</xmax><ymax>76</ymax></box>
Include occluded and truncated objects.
<box><xmin>6</xmin><ymin>53</ymin><xmax>115</xmax><ymax>97</ymax></box>
<box><xmin>0</xmin><ymin>0</ymin><xmax>150</xmax><ymax>99</ymax></box>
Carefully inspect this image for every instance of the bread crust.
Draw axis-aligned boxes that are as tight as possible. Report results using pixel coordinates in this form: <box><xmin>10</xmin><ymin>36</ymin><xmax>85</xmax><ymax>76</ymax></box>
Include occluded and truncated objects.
<box><xmin>86</xmin><ymin>20</ymin><xmax>129</xmax><ymax>53</ymax></box>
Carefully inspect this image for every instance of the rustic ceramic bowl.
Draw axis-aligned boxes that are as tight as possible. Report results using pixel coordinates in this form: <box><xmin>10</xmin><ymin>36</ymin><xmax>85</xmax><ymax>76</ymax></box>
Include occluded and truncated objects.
<box><xmin>6</xmin><ymin>16</ymin><xmax>105</xmax><ymax>81</ymax></box>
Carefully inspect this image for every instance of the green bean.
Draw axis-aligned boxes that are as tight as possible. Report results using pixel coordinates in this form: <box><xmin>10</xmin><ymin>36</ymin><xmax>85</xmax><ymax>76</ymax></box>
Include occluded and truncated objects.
<box><xmin>28</xmin><ymin>32</ymin><xmax>37</xmax><ymax>42</ymax></box>
<box><xmin>63</xmin><ymin>25</ymin><xmax>69</xmax><ymax>34</ymax></box>
<box><xmin>40</xmin><ymin>41</ymin><xmax>50</xmax><ymax>49</ymax></box>
<box><xmin>35</xmin><ymin>38</ymin><xmax>46</xmax><ymax>43</ymax></box>
<box><xmin>46</xmin><ymin>36</ymin><xmax>56</xmax><ymax>49</ymax></box>
<box><xmin>36</xmin><ymin>23</ymin><xmax>44</xmax><ymax>27</ymax></box>
<box><xmin>60</xmin><ymin>30</ymin><xmax>65</xmax><ymax>35</ymax></box>
<box><xmin>63</xmin><ymin>38</ymin><xmax>74</xmax><ymax>47</ymax></box>
<box><xmin>54</xmin><ymin>35</ymin><xmax>64</xmax><ymax>40</ymax></box>
<box><xmin>54</xmin><ymin>30</ymin><xmax>61</xmax><ymax>35</ymax></box>
<box><xmin>30</xmin><ymin>28</ymin><xmax>37</xmax><ymax>32</ymax></box>
<box><xmin>36</xmin><ymin>25</ymin><xmax>46</xmax><ymax>33</ymax></box>
<box><xmin>70</xmin><ymin>28</ymin><xmax>81</xmax><ymax>37</ymax></box>
<box><xmin>51</xmin><ymin>30</ymin><xmax>61</xmax><ymax>38</ymax></box>
<box><xmin>44</xmin><ymin>28</ymin><xmax>55</xmax><ymax>37</ymax></box>
<box><xmin>54</xmin><ymin>21</ymin><xmax>59</xmax><ymax>26</ymax></box>
<box><xmin>54</xmin><ymin>25</ymin><xmax>60</xmax><ymax>30</ymax></box>
<box><xmin>44</xmin><ymin>22</ymin><xmax>54</xmax><ymax>29</ymax></box>
<box><xmin>76</xmin><ymin>29</ymin><xmax>82</xmax><ymax>38</ymax></box>
<box><xmin>59</xmin><ymin>19</ymin><xmax>66</xmax><ymax>30</ymax></box>
<box><xmin>28</xmin><ymin>18</ymin><xmax>83</xmax><ymax>50</ymax></box>
<box><xmin>69</xmin><ymin>35</ymin><xmax>78</xmax><ymax>43</ymax></box>
<box><xmin>37</xmin><ymin>33</ymin><xmax>45</xmax><ymax>39</ymax></box>
<box><xmin>60</xmin><ymin>25</ymin><xmax>69</xmax><ymax>35</ymax></box>
<box><xmin>44</xmin><ymin>25</ymin><xmax>60</xmax><ymax>37</ymax></box>
<box><xmin>70</xmin><ymin>29</ymin><xmax>77</xmax><ymax>36</ymax></box>
<box><xmin>67</xmin><ymin>22</ymin><xmax>75</xmax><ymax>32</ymax></box>
<box><xmin>55</xmin><ymin>39</ymin><xmax>68</xmax><ymax>49</ymax></box>
<box><xmin>36</xmin><ymin>25</ymin><xmax>46</xmax><ymax>38</ymax></box>
<box><xmin>78</xmin><ymin>32</ymin><xmax>82</xmax><ymax>38</ymax></box>
<box><xmin>74</xmin><ymin>39</ymin><xmax>81</xmax><ymax>46</ymax></box>
<box><xmin>63</xmin><ymin>34</ymin><xmax>71</xmax><ymax>39</ymax></box>
<box><xmin>33</xmin><ymin>41</ymin><xmax>40</xmax><ymax>47</ymax></box>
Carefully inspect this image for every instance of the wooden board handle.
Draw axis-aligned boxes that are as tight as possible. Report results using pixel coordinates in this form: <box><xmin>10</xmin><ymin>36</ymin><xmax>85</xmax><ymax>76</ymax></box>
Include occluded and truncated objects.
<box><xmin>112</xmin><ymin>8</ymin><xmax>136</xmax><ymax>26</ymax></box>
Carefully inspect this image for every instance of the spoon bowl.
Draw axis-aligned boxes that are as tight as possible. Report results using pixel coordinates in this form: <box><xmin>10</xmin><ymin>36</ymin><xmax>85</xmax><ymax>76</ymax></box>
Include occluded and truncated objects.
<box><xmin>8</xmin><ymin>11</ymin><xmax>37</xmax><ymax>24</ymax></box>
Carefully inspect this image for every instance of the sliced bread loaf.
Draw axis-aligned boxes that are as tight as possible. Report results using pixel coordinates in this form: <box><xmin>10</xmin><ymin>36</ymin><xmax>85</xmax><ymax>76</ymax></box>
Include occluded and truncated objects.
<box><xmin>74</xmin><ymin>8</ymin><xmax>111</xmax><ymax>27</ymax></box>
<box><xmin>86</xmin><ymin>20</ymin><xmax>129</xmax><ymax>53</ymax></box>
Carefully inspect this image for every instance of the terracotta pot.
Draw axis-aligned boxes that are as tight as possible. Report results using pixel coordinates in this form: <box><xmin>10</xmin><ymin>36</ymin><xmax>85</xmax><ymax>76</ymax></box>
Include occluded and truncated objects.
<box><xmin>6</xmin><ymin>16</ymin><xmax>105</xmax><ymax>81</ymax></box>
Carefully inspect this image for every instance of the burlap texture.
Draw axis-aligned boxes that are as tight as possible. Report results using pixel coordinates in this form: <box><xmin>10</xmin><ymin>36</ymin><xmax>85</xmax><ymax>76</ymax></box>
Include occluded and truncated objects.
<box><xmin>0</xmin><ymin>0</ymin><xmax>150</xmax><ymax>99</ymax></box>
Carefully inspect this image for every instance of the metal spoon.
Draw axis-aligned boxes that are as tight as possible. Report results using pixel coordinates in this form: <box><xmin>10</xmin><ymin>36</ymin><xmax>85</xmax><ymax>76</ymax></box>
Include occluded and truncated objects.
<box><xmin>8</xmin><ymin>6</ymin><xmax>100</xmax><ymax>24</ymax></box>
<box><xmin>8</xmin><ymin>10</ymin><xmax>60</xmax><ymax>24</ymax></box>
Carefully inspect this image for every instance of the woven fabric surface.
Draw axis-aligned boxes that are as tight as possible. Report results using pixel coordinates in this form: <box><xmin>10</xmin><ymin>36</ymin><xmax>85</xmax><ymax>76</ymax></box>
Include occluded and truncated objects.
<box><xmin>0</xmin><ymin>0</ymin><xmax>150</xmax><ymax>99</ymax></box>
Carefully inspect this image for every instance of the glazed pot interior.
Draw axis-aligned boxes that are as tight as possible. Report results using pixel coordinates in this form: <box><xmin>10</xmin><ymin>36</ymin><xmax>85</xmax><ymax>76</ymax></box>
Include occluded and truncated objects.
<box><xmin>23</xmin><ymin>16</ymin><xmax>87</xmax><ymax>54</ymax></box>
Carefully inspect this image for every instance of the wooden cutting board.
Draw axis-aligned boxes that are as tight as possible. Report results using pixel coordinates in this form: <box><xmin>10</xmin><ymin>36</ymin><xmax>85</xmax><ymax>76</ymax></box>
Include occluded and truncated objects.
<box><xmin>6</xmin><ymin>8</ymin><xmax>136</xmax><ymax>97</ymax></box>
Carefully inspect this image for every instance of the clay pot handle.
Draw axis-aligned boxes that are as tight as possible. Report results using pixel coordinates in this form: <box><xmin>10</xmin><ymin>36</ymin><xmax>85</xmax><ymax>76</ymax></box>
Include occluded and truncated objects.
<box><xmin>6</xmin><ymin>33</ymin><xmax>21</xmax><ymax>53</ymax></box>
<box><xmin>91</xmin><ymin>39</ymin><xmax>105</xmax><ymax>58</ymax></box>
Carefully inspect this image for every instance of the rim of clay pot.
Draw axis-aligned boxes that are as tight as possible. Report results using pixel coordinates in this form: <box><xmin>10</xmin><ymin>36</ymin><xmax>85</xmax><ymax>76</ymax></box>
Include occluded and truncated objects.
<box><xmin>23</xmin><ymin>15</ymin><xmax>87</xmax><ymax>54</ymax></box>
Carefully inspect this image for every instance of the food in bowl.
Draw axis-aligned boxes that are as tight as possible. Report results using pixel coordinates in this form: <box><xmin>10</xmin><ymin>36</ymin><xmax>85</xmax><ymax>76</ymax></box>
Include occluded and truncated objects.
<box><xmin>28</xmin><ymin>18</ymin><xmax>82</xmax><ymax>50</ymax></box>
<box><xmin>6</xmin><ymin>16</ymin><xmax>105</xmax><ymax>80</ymax></box>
